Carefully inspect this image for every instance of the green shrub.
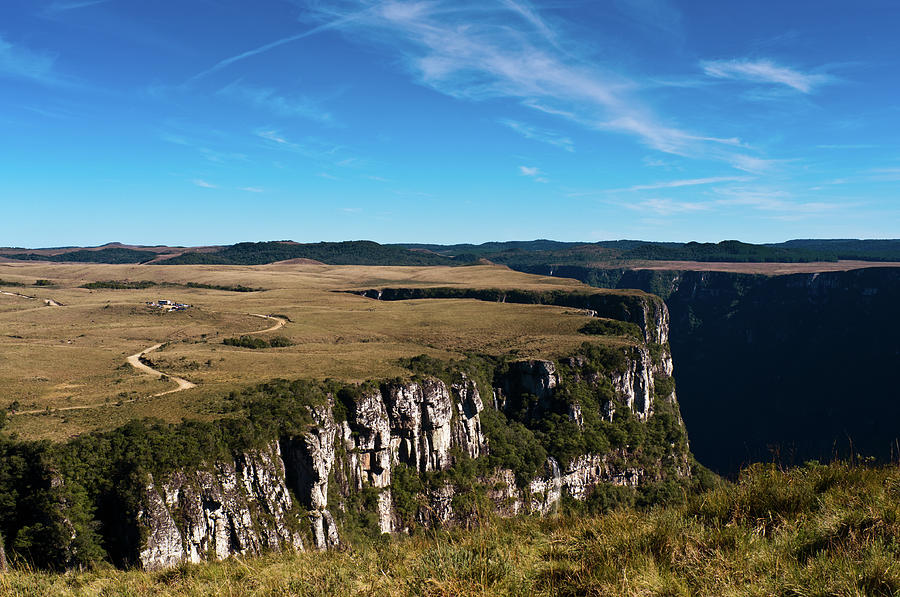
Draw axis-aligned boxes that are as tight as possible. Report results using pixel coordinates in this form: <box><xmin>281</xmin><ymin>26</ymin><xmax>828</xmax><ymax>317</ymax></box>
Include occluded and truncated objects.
<box><xmin>479</xmin><ymin>409</ymin><xmax>546</xmax><ymax>487</ymax></box>
<box><xmin>223</xmin><ymin>336</ymin><xmax>293</xmax><ymax>349</ymax></box>
<box><xmin>80</xmin><ymin>280</ymin><xmax>158</xmax><ymax>290</ymax></box>
<box><xmin>579</xmin><ymin>318</ymin><xmax>642</xmax><ymax>339</ymax></box>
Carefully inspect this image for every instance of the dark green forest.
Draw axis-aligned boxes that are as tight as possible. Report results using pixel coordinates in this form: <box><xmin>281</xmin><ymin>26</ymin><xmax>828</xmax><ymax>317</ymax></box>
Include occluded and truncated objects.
<box><xmin>4</xmin><ymin>238</ymin><xmax>899</xmax><ymax>266</ymax></box>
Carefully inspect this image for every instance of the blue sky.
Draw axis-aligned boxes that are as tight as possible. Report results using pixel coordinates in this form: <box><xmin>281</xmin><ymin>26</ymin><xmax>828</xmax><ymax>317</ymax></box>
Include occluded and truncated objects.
<box><xmin>1</xmin><ymin>0</ymin><xmax>898</xmax><ymax>246</ymax></box>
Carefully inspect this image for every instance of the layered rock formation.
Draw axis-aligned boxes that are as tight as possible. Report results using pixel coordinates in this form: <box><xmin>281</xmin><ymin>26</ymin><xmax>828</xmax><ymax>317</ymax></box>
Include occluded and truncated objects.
<box><xmin>135</xmin><ymin>332</ymin><xmax>687</xmax><ymax>569</ymax></box>
<box><xmin>522</xmin><ymin>265</ymin><xmax>900</xmax><ymax>473</ymax></box>
<box><xmin>138</xmin><ymin>442</ymin><xmax>304</xmax><ymax>570</ymax></box>
<box><xmin>0</xmin><ymin>288</ymin><xmax>690</xmax><ymax>571</ymax></box>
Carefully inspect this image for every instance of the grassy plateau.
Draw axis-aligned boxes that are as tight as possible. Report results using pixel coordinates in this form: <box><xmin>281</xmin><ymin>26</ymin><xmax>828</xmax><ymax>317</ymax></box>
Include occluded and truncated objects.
<box><xmin>0</xmin><ymin>261</ymin><xmax>636</xmax><ymax>441</ymax></box>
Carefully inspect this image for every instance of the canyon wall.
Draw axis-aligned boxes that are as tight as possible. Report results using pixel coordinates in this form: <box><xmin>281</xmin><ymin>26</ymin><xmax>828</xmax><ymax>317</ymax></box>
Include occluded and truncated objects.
<box><xmin>0</xmin><ymin>289</ymin><xmax>692</xmax><ymax>571</ymax></box>
<box><xmin>520</xmin><ymin>265</ymin><xmax>900</xmax><ymax>474</ymax></box>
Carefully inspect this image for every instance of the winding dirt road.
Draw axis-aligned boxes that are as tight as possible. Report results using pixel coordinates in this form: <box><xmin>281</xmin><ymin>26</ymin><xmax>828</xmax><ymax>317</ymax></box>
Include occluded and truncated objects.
<box><xmin>246</xmin><ymin>313</ymin><xmax>287</xmax><ymax>334</ymax></box>
<box><xmin>0</xmin><ymin>290</ymin><xmax>34</xmax><ymax>299</ymax></box>
<box><xmin>11</xmin><ymin>313</ymin><xmax>288</xmax><ymax>416</ymax></box>
<box><xmin>124</xmin><ymin>313</ymin><xmax>286</xmax><ymax>395</ymax></box>
<box><xmin>1</xmin><ymin>290</ymin><xmax>62</xmax><ymax>306</ymax></box>
<box><xmin>126</xmin><ymin>343</ymin><xmax>197</xmax><ymax>397</ymax></box>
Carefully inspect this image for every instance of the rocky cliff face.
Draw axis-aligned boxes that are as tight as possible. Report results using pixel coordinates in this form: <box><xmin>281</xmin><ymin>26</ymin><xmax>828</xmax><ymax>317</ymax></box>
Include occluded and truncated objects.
<box><xmin>658</xmin><ymin>268</ymin><xmax>900</xmax><ymax>473</ymax></box>
<box><xmin>138</xmin><ymin>441</ymin><xmax>304</xmax><ymax>570</ymax></box>
<box><xmin>352</xmin><ymin>286</ymin><xmax>670</xmax><ymax>346</ymax></box>
<box><xmin>135</xmin><ymin>328</ymin><xmax>688</xmax><ymax>569</ymax></box>
<box><xmin>0</xmin><ymin>530</ymin><xmax>6</xmax><ymax>572</ymax></box>
<box><xmin>1</xmin><ymin>291</ymin><xmax>688</xmax><ymax>572</ymax></box>
<box><xmin>522</xmin><ymin>265</ymin><xmax>900</xmax><ymax>474</ymax></box>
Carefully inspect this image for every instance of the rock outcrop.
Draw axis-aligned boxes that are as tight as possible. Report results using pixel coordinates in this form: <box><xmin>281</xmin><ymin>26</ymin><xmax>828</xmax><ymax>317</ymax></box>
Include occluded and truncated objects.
<box><xmin>138</xmin><ymin>441</ymin><xmax>304</xmax><ymax>570</ymax></box>
<box><xmin>135</xmin><ymin>330</ymin><xmax>686</xmax><ymax>569</ymax></box>
<box><xmin>611</xmin><ymin>347</ymin><xmax>654</xmax><ymax>420</ymax></box>
<box><xmin>0</xmin><ymin>291</ymin><xmax>686</xmax><ymax>572</ymax></box>
<box><xmin>0</xmin><ymin>530</ymin><xmax>7</xmax><ymax>573</ymax></box>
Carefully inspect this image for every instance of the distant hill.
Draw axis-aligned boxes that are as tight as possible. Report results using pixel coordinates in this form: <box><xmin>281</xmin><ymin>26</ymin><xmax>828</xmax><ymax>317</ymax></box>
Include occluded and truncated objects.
<box><xmin>2</xmin><ymin>238</ymin><xmax>898</xmax><ymax>266</ymax></box>
<box><xmin>397</xmin><ymin>239</ymin><xmax>900</xmax><ymax>265</ymax></box>
<box><xmin>769</xmin><ymin>239</ymin><xmax>900</xmax><ymax>261</ymax></box>
<box><xmin>156</xmin><ymin>241</ymin><xmax>455</xmax><ymax>266</ymax></box>
<box><xmin>1</xmin><ymin>247</ymin><xmax>160</xmax><ymax>264</ymax></box>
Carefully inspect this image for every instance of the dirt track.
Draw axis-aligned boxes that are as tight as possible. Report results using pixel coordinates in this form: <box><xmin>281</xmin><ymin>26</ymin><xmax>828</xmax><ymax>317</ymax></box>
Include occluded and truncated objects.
<box><xmin>11</xmin><ymin>313</ymin><xmax>287</xmax><ymax>416</ymax></box>
<box><xmin>123</xmin><ymin>313</ymin><xmax>286</xmax><ymax>395</ymax></box>
<box><xmin>126</xmin><ymin>343</ymin><xmax>197</xmax><ymax>397</ymax></box>
<box><xmin>1</xmin><ymin>290</ymin><xmax>62</xmax><ymax>306</ymax></box>
<box><xmin>246</xmin><ymin>313</ymin><xmax>287</xmax><ymax>334</ymax></box>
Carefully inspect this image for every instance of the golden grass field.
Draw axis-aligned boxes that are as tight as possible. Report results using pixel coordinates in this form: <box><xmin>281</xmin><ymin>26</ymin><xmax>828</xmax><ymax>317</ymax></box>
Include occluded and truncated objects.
<box><xmin>0</xmin><ymin>261</ymin><xmax>641</xmax><ymax>442</ymax></box>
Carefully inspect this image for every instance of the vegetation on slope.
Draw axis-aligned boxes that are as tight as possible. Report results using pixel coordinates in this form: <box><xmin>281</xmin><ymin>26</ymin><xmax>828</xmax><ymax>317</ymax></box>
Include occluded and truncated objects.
<box><xmin>3</xmin><ymin>248</ymin><xmax>158</xmax><ymax>264</ymax></box>
<box><xmin>222</xmin><ymin>335</ymin><xmax>294</xmax><ymax>349</ymax></box>
<box><xmin>0</xmin><ymin>330</ymin><xmax>685</xmax><ymax>571</ymax></box>
<box><xmin>401</xmin><ymin>238</ymin><xmax>900</xmax><ymax>265</ymax></box>
<box><xmin>6</xmin><ymin>238</ymin><xmax>898</xmax><ymax>267</ymax></box>
<box><xmin>775</xmin><ymin>238</ymin><xmax>900</xmax><ymax>261</ymax></box>
<box><xmin>80</xmin><ymin>280</ymin><xmax>262</xmax><ymax>292</ymax></box>
<box><xmin>2</xmin><ymin>462</ymin><xmax>899</xmax><ymax>596</ymax></box>
<box><xmin>4</xmin><ymin>238</ymin><xmax>900</xmax><ymax>269</ymax></box>
<box><xmin>0</xmin><ymin>380</ymin><xmax>333</xmax><ymax>569</ymax></box>
<box><xmin>158</xmin><ymin>241</ymin><xmax>455</xmax><ymax>266</ymax></box>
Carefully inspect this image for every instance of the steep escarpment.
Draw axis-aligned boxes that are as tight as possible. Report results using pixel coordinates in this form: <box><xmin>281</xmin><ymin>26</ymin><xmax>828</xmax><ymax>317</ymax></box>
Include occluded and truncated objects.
<box><xmin>138</xmin><ymin>441</ymin><xmax>305</xmax><ymax>570</ymax></box>
<box><xmin>349</xmin><ymin>286</ymin><xmax>669</xmax><ymax>344</ymax></box>
<box><xmin>661</xmin><ymin>268</ymin><xmax>900</xmax><ymax>474</ymax></box>
<box><xmin>522</xmin><ymin>265</ymin><xmax>900</xmax><ymax>474</ymax></box>
<box><xmin>0</xmin><ymin>293</ymin><xmax>694</xmax><ymax>571</ymax></box>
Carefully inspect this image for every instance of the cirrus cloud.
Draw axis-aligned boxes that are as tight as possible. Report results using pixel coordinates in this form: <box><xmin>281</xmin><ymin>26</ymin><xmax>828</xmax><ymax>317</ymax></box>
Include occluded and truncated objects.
<box><xmin>701</xmin><ymin>58</ymin><xmax>833</xmax><ymax>93</ymax></box>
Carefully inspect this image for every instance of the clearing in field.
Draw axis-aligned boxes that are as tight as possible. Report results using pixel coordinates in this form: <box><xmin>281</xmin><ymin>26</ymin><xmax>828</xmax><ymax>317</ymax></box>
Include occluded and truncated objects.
<box><xmin>0</xmin><ymin>261</ymin><xmax>643</xmax><ymax>441</ymax></box>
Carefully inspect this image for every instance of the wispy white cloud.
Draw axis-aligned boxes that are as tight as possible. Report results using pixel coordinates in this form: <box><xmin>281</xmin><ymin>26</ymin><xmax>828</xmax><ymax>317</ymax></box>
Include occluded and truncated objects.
<box><xmin>255</xmin><ymin>129</ymin><xmax>346</xmax><ymax>164</ymax></box>
<box><xmin>868</xmin><ymin>167</ymin><xmax>900</xmax><ymax>182</ymax></box>
<box><xmin>624</xmin><ymin>198</ymin><xmax>710</xmax><ymax>216</ymax></box>
<box><xmin>22</xmin><ymin>104</ymin><xmax>76</xmax><ymax>119</ymax></box>
<box><xmin>218</xmin><ymin>81</ymin><xmax>334</xmax><ymax>124</ymax></box>
<box><xmin>519</xmin><ymin>165</ymin><xmax>548</xmax><ymax>182</ymax></box>
<box><xmin>240</xmin><ymin>186</ymin><xmax>264</xmax><ymax>193</ymax></box>
<box><xmin>0</xmin><ymin>35</ymin><xmax>58</xmax><ymax>84</ymax></box>
<box><xmin>711</xmin><ymin>186</ymin><xmax>850</xmax><ymax>215</ymax></box>
<box><xmin>613</xmin><ymin>0</ymin><xmax>683</xmax><ymax>38</ymax></box>
<box><xmin>189</xmin><ymin>13</ymin><xmax>364</xmax><ymax>82</ymax></box>
<box><xmin>816</xmin><ymin>144</ymin><xmax>878</xmax><ymax>150</ymax></box>
<box><xmin>701</xmin><ymin>58</ymin><xmax>833</xmax><ymax>93</ymax></box>
<box><xmin>499</xmin><ymin>119</ymin><xmax>574</xmax><ymax>152</ymax></box>
<box><xmin>728</xmin><ymin>154</ymin><xmax>784</xmax><ymax>174</ymax></box>
<box><xmin>616</xmin><ymin>176</ymin><xmax>751</xmax><ymax>192</ymax></box>
<box><xmin>192</xmin><ymin>179</ymin><xmax>217</xmax><ymax>188</ymax></box>
<box><xmin>318</xmin><ymin>172</ymin><xmax>339</xmax><ymax>180</ymax></box>
<box><xmin>293</xmin><ymin>0</ymin><xmax>755</xmax><ymax>166</ymax></box>
<box><xmin>257</xmin><ymin>130</ymin><xmax>291</xmax><ymax>145</ymax></box>
<box><xmin>160</xmin><ymin>131</ymin><xmax>247</xmax><ymax>164</ymax></box>
<box><xmin>620</xmin><ymin>185</ymin><xmax>853</xmax><ymax>220</ymax></box>
<box><xmin>642</xmin><ymin>155</ymin><xmax>683</xmax><ymax>170</ymax></box>
<box><xmin>44</xmin><ymin>0</ymin><xmax>113</xmax><ymax>13</ymax></box>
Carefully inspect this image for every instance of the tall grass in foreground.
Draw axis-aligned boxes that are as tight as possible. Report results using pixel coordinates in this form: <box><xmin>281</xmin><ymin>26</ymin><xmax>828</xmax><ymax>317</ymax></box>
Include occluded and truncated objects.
<box><xmin>2</xmin><ymin>462</ymin><xmax>900</xmax><ymax>596</ymax></box>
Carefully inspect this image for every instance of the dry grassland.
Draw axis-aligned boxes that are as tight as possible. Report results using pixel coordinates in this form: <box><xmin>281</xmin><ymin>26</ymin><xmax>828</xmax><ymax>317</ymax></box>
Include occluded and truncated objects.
<box><xmin>0</xmin><ymin>262</ymin><xmax>639</xmax><ymax>441</ymax></box>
